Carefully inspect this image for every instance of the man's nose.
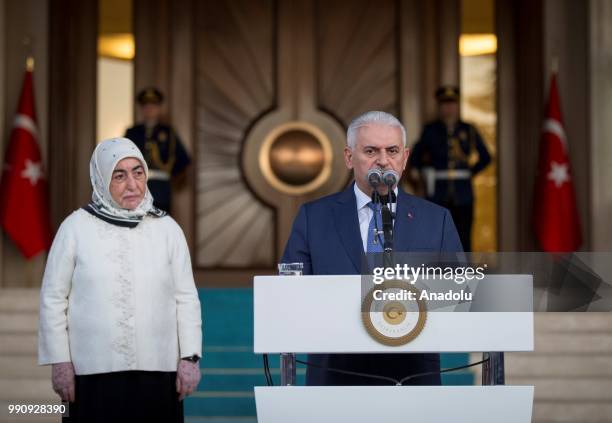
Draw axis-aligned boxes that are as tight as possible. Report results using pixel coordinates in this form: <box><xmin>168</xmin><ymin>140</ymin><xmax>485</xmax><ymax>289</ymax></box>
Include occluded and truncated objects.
<box><xmin>376</xmin><ymin>150</ymin><xmax>390</xmax><ymax>168</ymax></box>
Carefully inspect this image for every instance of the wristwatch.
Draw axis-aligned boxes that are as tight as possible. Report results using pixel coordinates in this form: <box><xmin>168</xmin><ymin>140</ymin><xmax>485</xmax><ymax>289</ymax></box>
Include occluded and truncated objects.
<box><xmin>181</xmin><ymin>355</ymin><xmax>200</xmax><ymax>364</ymax></box>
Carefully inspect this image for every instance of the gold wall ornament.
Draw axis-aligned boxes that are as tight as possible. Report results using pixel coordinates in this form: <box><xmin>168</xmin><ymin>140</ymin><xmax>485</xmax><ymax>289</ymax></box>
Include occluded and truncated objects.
<box><xmin>259</xmin><ymin>122</ymin><xmax>333</xmax><ymax>195</ymax></box>
<box><xmin>362</xmin><ymin>280</ymin><xmax>427</xmax><ymax>346</ymax></box>
<box><xmin>241</xmin><ymin>111</ymin><xmax>348</xmax><ymax>257</ymax></box>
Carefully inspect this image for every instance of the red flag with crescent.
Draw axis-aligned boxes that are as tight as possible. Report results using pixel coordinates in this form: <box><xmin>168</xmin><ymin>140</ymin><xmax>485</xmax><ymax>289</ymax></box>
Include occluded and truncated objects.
<box><xmin>0</xmin><ymin>66</ymin><xmax>52</xmax><ymax>258</ymax></box>
<box><xmin>533</xmin><ymin>74</ymin><xmax>582</xmax><ymax>252</ymax></box>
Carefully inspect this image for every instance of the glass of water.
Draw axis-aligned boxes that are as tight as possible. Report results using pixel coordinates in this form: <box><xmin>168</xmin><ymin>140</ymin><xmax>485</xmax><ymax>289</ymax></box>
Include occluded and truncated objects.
<box><xmin>278</xmin><ymin>262</ymin><xmax>304</xmax><ymax>276</ymax></box>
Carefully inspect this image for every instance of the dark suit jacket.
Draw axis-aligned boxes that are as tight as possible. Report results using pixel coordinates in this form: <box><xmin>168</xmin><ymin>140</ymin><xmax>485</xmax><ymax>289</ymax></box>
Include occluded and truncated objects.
<box><xmin>281</xmin><ymin>183</ymin><xmax>463</xmax><ymax>386</ymax></box>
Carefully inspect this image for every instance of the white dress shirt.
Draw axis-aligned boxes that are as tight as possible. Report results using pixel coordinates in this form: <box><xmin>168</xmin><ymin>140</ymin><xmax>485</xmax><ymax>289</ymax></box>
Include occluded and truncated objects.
<box><xmin>354</xmin><ymin>183</ymin><xmax>398</xmax><ymax>252</ymax></box>
<box><xmin>38</xmin><ymin>209</ymin><xmax>202</xmax><ymax>375</ymax></box>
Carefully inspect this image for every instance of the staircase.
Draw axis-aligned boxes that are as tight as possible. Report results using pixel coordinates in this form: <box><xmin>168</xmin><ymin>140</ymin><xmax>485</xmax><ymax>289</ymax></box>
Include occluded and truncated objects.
<box><xmin>0</xmin><ymin>288</ymin><xmax>476</xmax><ymax>422</ymax></box>
<box><xmin>186</xmin><ymin>289</ymin><xmax>262</xmax><ymax>422</ymax></box>
<box><xmin>0</xmin><ymin>288</ymin><xmax>267</xmax><ymax>423</ymax></box>
<box><xmin>0</xmin><ymin>288</ymin><xmax>56</xmax><ymax>423</ymax></box>
<box><xmin>473</xmin><ymin>313</ymin><xmax>612</xmax><ymax>422</ymax></box>
<box><xmin>189</xmin><ymin>289</ymin><xmax>473</xmax><ymax>421</ymax></box>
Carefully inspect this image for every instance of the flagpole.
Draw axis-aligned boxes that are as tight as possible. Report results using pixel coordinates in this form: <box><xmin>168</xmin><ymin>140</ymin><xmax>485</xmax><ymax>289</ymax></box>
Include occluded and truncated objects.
<box><xmin>22</xmin><ymin>35</ymin><xmax>34</xmax><ymax>72</ymax></box>
<box><xmin>551</xmin><ymin>56</ymin><xmax>559</xmax><ymax>75</ymax></box>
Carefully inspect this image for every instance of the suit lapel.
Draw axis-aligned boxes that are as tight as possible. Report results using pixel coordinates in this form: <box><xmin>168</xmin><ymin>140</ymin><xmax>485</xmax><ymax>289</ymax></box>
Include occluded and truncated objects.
<box><xmin>394</xmin><ymin>189</ymin><xmax>415</xmax><ymax>251</ymax></box>
<box><xmin>331</xmin><ymin>186</ymin><xmax>417</xmax><ymax>270</ymax></box>
<box><xmin>333</xmin><ymin>185</ymin><xmax>363</xmax><ymax>273</ymax></box>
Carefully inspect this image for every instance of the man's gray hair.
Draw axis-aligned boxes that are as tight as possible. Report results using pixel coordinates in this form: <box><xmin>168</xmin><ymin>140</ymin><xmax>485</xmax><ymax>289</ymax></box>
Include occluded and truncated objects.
<box><xmin>346</xmin><ymin>111</ymin><xmax>407</xmax><ymax>149</ymax></box>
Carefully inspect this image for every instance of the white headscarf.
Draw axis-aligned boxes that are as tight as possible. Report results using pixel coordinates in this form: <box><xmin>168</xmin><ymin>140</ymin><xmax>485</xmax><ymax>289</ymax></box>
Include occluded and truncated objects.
<box><xmin>86</xmin><ymin>137</ymin><xmax>165</xmax><ymax>227</ymax></box>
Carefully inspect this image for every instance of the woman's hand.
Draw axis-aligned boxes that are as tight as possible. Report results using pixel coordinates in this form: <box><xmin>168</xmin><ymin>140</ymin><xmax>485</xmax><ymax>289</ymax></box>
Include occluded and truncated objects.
<box><xmin>51</xmin><ymin>362</ymin><xmax>75</xmax><ymax>402</ymax></box>
<box><xmin>176</xmin><ymin>359</ymin><xmax>201</xmax><ymax>401</ymax></box>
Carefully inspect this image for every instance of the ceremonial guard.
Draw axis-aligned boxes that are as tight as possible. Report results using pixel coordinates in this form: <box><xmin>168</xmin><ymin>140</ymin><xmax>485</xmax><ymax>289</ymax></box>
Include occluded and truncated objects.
<box><xmin>409</xmin><ymin>86</ymin><xmax>491</xmax><ymax>251</ymax></box>
<box><xmin>125</xmin><ymin>87</ymin><xmax>191</xmax><ymax>213</ymax></box>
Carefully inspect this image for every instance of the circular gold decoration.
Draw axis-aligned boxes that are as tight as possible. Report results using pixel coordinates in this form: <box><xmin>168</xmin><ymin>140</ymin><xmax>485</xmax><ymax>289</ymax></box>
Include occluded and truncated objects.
<box><xmin>259</xmin><ymin>122</ymin><xmax>333</xmax><ymax>195</ymax></box>
<box><xmin>362</xmin><ymin>280</ymin><xmax>427</xmax><ymax>346</ymax></box>
<box><xmin>269</xmin><ymin>130</ymin><xmax>325</xmax><ymax>185</ymax></box>
<box><xmin>382</xmin><ymin>301</ymin><xmax>407</xmax><ymax>325</ymax></box>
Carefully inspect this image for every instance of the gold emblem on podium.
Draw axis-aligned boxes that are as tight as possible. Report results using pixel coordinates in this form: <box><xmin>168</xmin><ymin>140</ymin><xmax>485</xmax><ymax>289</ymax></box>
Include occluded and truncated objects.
<box><xmin>362</xmin><ymin>280</ymin><xmax>427</xmax><ymax>346</ymax></box>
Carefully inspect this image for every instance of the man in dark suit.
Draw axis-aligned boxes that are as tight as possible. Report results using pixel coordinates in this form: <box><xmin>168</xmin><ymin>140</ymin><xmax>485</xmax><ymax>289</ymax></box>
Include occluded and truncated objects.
<box><xmin>125</xmin><ymin>87</ymin><xmax>191</xmax><ymax>213</ymax></box>
<box><xmin>409</xmin><ymin>86</ymin><xmax>491</xmax><ymax>251</ymax></box>
<box><xmin>282</xmin><ymin>110</ymin><xmax>463</xmax><ymax>386</ymax></box>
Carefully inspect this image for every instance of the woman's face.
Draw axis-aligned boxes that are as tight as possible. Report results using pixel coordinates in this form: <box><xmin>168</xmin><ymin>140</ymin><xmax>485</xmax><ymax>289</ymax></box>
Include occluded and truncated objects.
<box><xmin>109</xmin><ymin>158</ymin><xmax>146</xmax><ymax>210</ymax></box>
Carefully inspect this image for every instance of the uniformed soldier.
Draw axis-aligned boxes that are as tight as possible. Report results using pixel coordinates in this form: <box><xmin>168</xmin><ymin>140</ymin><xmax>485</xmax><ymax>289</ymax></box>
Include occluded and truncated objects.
<box><xmin>125</xmin><ymin>87</ymin><xmax>191</xmax><ymax>213</ymax></box>
<box><xmin>409</xmin><ymin>86</ymin><xmax>491</xmax><ymax>251</ymax></box>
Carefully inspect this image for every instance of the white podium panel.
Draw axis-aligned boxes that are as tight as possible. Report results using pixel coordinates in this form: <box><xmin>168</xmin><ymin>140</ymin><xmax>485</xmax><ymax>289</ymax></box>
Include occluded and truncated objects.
<box><xmin>255</xmin><ymin>386</ymin><xmax>534</xmax><ymax>423</ymax></box>
<box><xmin>254</xmin><ymin>275</ymin><xmax>534</xmax><ymax>353</ymax></box>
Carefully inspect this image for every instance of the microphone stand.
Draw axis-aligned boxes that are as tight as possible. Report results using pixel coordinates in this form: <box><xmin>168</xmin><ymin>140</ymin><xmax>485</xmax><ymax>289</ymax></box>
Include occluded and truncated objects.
<box><xmin>371</xmin><ymin>187</ymin><xmax>395</xmax><ymax>269</ymax></box>
<box><xmin>381</xmin><ymin>203</ymin><xmax>394</xmax><ymax>251</ymax></box>
<box><xmin>381</xmin><ymin>198</ymin><xmax>394</xmax><ymax>269</ymax></box>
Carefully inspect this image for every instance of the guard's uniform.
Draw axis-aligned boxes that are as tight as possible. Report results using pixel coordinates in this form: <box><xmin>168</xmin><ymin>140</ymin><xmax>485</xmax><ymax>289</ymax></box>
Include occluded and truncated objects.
<box><xmin>125</xmin><ymin>123</ymin><xmax>190</xmax><ymax>213</ymax></box>
<box><xmin>410</xmin><ymin>119</ymin><xmax>490</xmax><ymax>251</ymax></box>
<box><xmin>125</xmin><ymin>87</ymin><xmax>191</xmax><ymax>213</ymax></box>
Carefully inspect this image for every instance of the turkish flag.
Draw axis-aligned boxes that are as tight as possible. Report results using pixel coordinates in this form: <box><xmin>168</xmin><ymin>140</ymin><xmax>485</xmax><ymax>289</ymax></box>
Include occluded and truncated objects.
<box><xmin>533</xmin><ymin>74</ymin><xmax>582</xmax><ymax>252</ymax></box>
<box><xmin>0</xmin><ymin>67</ymin><xmax>52</xmax><ymax>258</ymax></box>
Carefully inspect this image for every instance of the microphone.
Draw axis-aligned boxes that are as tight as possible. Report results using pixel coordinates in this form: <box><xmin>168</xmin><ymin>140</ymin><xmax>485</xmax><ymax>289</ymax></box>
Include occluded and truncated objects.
<box><xmin>382</xmin><ymin>169</ymin><xmax>399</xmax><ymax>188</ymax></box>
<box><xmin>367</xmin><ymin>168</ymin><xmax>383</xmax><ymax>189</ymax></box>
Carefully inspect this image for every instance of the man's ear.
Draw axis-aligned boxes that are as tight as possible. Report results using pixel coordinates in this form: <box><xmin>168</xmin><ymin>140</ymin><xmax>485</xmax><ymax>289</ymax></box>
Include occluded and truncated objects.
<box><xmin>344</xmin><ymin>146</ymin><xmax>354</xmax><ymax>169</ymax></box>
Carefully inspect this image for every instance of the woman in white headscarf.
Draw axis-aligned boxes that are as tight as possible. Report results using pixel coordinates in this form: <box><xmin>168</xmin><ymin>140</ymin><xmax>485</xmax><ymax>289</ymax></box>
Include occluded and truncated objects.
<box><xmin>38</xmin><ymin>138</ymin><xmax>202</xmax><ymax>422</ymax></box>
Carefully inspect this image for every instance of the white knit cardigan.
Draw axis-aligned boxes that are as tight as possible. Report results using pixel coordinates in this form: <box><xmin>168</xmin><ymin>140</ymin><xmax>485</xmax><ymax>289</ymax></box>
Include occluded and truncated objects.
<box><xmin>38</xmin><ymin>209</ymin><xmax>202</xmax><ymax>375</ymax></box>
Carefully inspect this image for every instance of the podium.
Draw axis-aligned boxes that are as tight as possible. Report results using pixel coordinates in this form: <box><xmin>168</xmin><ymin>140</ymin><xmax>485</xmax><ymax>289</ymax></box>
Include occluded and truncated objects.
<box><xmin>253</xmin><ymin>275</ymin><xmax>534</xmax><ymax>422</ymax></box>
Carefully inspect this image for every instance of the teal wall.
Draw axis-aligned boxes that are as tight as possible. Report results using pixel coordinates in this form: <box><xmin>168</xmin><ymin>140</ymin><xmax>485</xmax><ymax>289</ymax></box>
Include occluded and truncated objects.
<box><xmin>185</xmin><ymin>289</ymin><xmax>475</xmax><ymax>422</ymax></box>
